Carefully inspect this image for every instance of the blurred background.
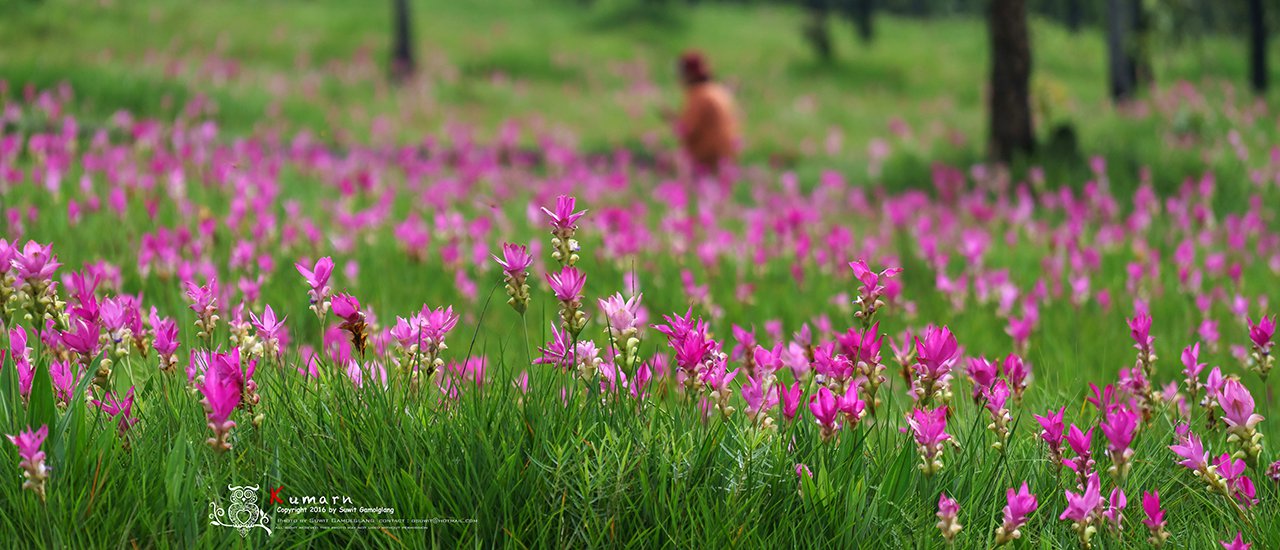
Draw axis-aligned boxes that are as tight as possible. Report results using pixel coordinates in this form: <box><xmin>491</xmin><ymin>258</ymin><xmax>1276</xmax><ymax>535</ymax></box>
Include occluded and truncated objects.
<box><xmin>0</xmin><ymin>0</ymin><xmax>1275</xmax><ymax>194</ymax></box>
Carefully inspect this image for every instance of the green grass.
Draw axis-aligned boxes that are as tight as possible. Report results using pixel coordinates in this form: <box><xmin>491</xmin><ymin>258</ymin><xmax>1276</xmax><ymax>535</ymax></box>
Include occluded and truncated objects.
<box><xmin>0</xmin><ymin>0</ymin><xmax>1279</xmax><ymax>548</ymax></box>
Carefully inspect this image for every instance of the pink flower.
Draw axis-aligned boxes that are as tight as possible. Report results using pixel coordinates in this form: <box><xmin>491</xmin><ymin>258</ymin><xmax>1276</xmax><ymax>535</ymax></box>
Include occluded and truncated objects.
<box><xmin>200</xmin><ymin>351</ymin><xmax>244</xmax><ymax>452</ymax></box>
<box><xmin>331</xmin><ymin>293</ymin><xmax>361</xmax><ymax>321</ymax></box>
<box><xmin>91</xmin><ymin>387</ymin><xmax>138</xmax><ymax>437</ymax></box>
<box><xmin>546</xmin><ymin>266</ymin><xmax>586</xmax><ymax>302</ymax></box>
<box><xmin>936</xmin><ymin>492</ymin><xmax>962</xmax><ymax>542</ymax></box>
<box><xmin>6</xmin><ymin>424</ymin><xmax>47</xmax><ymax>464</ymax></box>
<box><xmin>809</xmin><ymin>386</ymin><xmax>841</xmax><ymax>437</ymax></box>
<box><xmin>1221</xmin><ymin>532</ymin><xmax>1251</xmax><ymax>550</ymax></box>
<box><xmin>61</xmin><ymin>315</ymin><xmax>100</xmax><ymax>358</ymax></box>
<box><xmin>1182</xmin><ymin>342</ymin><xmax>1206</xmax><ymax>380</ymax></box>
<box><xmin>493</xmin><ymin>242</ymin><xmax>533</xmax><ymax>276</ymax></box>
<box><xmin>1219</xmin><ymin>379</ymin><xmax>1264</xmax><ymax>431</ymax></box>
<box><xmin>295</xmin><ymin>256</ymin><xmax>334</xmax><ymax>294</ymax></box>
<box><xmin>10</xmin><ymin>327</ymin><xmax>33</xmax><ymax>400</ymax></box>
<box><xmin>838</xmin><ymin>387</ymin><xmax>867</xmax><ymax>426</ymax></box>
<box><xmin>6</xmin><ymin>424</ymin><xmax>49</xmax><ymax>501</ymax></box>
<box><xmin>1060</xmin><ymin>472</ymin><xmax>1102</xmax><ymax>523</ymax></box>
<box><xmin>184</xmin><ymin>276</ymin><xmax>218</xmax><ymax>314</ymax></box>
<box><xmin>1034</xmin><ymin>406</ymin><xmax>1066</xmax><ymax>450</ymax></box>
<box><xmin>1065</xmin><ymin>424</ymin><xmax>1095</xmax><ymax>474</ymax></box>
<box><xmin>1102</xmin><ymin>487</ymin><xmax>1126</xmax><ymax>530</ymax></box>
<box><xmin>779</xmin><ymin>381</ymin><xmax>802</xmax><ymax>421</ymax></box>
<box><xmin>250</xmin><ymin>305</ymin><xmax>288</xmax><ymax>344</ymax></box>
<box><xmin>598</xmin><ymin>293</ymin><xmax>644</xmax><ymax>335</ymax></box>
<box><xmin>966</xmin><ymin>356</ymin><xmax>999</xmax><ymax>398</ymax></box>
<box><xmin>1215</xmin><ymin>454</ymin><xmax>1257</xmax><ymax>507</ymax></box>
<box><xmin>542</xmin><ymin>195</ymin><xmax>587</xmax><ymax>230</ymax></box>
<box><xmin>1141</xmin><ymin>490</ymin><xmax>1167</xmax><ymax>534</ymax></box>
<box><xmin>908</xmin><ymin>406</ymin><xmax>951</xmax><ymax>475</ymax></box>
<box><xmin>49</xmin><ymin>359</ymin><xmax>78</xmax><ymax>405</ymax></box>
<box><xmin>1002</xmin><ymin>353</ymin><xmax>1031</xmax><ymax>397</ymax></box>
<box><xmin>12</xmin><ymin>240</ymin><xmax>60</xmax><ymax>282</ymax></box>
<box><xmin>847</xmin><ymin>259</ymin><xmax>901</xmax><ymax>297</ymax></box>
<box><xmin>1169</xmin><ymin>432</ymin><xmax>1210</xmax><ymax>471</ymax></box>
<box><xmin>1247</xmin><ymin>315</ymin><xmax>1275</xmax><ymax>350</ymax></box>
<box><xmin>995</xmin><ymin>481</ymin><xmax>1038</xmax><ymax>544</ymax></box>
<box><xmin>740</xmin><ymin>375</ymin><xmax>777</xmax><ymax>418</ymax></box>
<box><xmin>1128</xmin><ymin>312</ymin><xmax>1153</xmax><ymax>349</ymax></box>
<box><xmin>916</xmin><ymin>325</ymin><xmax>960</xmax><ymax>377</ymax></box>
<box><xmin>1101</xmin><ymin>406</ymin><xmax>1139</xmax><ymax>475</ymax></box>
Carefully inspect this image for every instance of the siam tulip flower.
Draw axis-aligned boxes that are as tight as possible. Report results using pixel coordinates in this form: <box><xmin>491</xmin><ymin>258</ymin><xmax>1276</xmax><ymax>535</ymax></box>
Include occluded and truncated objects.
<box><xmin>1182</xmin><ymin>342</ymin><xmax>1206</xmax><ymax>402</ymax></box>
<box><xmin>1218</xmin><ymin>379</ymin><xmax>1264</xmax><ymax>467</ymax></box>
<box><xmin>152</xmin><ymin>316</ymin><xmax>180</xmax><ymax>372</ymax></box>
<box><xmin>49</xmin><ymin>359</ymin><xmax>79</xmax><ymax>408</ymax></box>
<box><xmin>795</xmin><ymin>463</ymin><xmax>812</xmax><ymax>496</ymax></box>
<box><xmin>630</xmin><ymin>361</ymin><xmax>652</xmax><ymax>400</ymax></box>
<box><xmin>184</xmin><ymin>276</ymin><xmax>219</xmax><ymax>343</ymax></box>
<box><xmin>199</xmin><ymin>350</ymin><xmax>243</xmax><ymax>453</ymax></box>
<box><xmin>1065</xmin><ymin>425</ymin><xmax>1096</xmax><ymax>488</ymax></box>
<box><xmin>6</xmin><ymin>425</ymin><xmax>49</xmax><ymax>501</ymax></box>
<box><xmin>779</xmin><ymin>381</ymin><xmax>802</xmax><ymax>422</ymax></box>
<box><xmin>994</xmin><ymin>482</ymin><xmax>1037</xmax><ymax>545</ymax></box>
<box><xmin>1101</xmin><ymin>406</ymin><xmax>1139</xmax><ymax>481</ymax></box>
<box><xmin>1141</xmin><ymin>490</ymin><xmax>1170</xmax><ymax>546</ymax></box>
<box><xmin>1086</xmin><ymin>383</ymin><xmax>1117</xmax><ymax>413</ymax></box>
<box><xmin>1214</xmin><ymin>454</ymin><xmax>1257</xmax><ymax>507</ymax></box>
<box><xmin>1247</xmin><ymin>315</ymin><xmax>1274</xmax><ymax>353</ymax></box>
<box><xmin>1059</xmin><ymin>472</ymin><xmax>1102</xmax><ymax>548</ymax></box>
<box><xmin>295</xmin><ymin>256</ymin><xmax>334</xmax><ymax>318</ymax></box>
<box><xmin>809</xmin><ymin>386</ymin><xmax>841</xmax><ymax>440</ymax></box>
<box><xmin>91</xmin><ymin>387</ymin><xmax>139</xmax><ymax>445</ymax></box>
<box><xmin>1101</xmin><ymin>487</ymin><xmax>1126</xmax><ymax>532</ymax></box>
<box><xmin>542</xmin><ymin>195</ymin><xmax>586</xmax><ymax>267</ymax></box>
<box><xmin>10</xmin><ymin>327</ymin><xmax>33</xmax><ymax>403</ymax></box>
<box><xmin>249</xmin><ymin>305</ymin><xmax>287</xmax><ymax>359</ymax></box>
<box><xmin>1269</xmin><ymin>460</ymin><xmax>1280</xmax><ymax>484</ymax></box>
<box><xmin>912</xmin><ymin>326</ymin><xmax>960</xmax><ymax>406</ymax></box>
<box><xmin>13</xmin><ymin>240</ymin><xmax>60</xmax><ymax>281</ymax></box>
<box><xmin>1002</xmin><ymin>353</ymin><xmax>1031</xmax><ymax>401</ymax></box>
<box><xmin>740</xmin><ymin>374</ymin><xmax>778</xmax><ymax>426</ymax></box>
<box><xmin>983</xmin><ymin>379</ymin><xmax>1012</xmax><ymax>451</ymax></box>
<box><xmin>1129</xmin><ymin>312</ymin><xmax>1157</xmax><ymax>378</ymax></box>
<box><xmin>331</xmin><ymin>293</ymin><xmax>369</xmax><ymax>356</ymax></box>
<box><xmin>699</xmin><ymin>358</ymin><xmax>739</xmax><ymax>418</ymax></box>
<box><xmin>936</xmin><ymin>492</ymin><xmax>962</xmax><ymax>544</ymax></box>
<box><xmin>1221</xmin><ymin>532</ymin><xmax>1251</xmax><ymax>550</ymax></box>
<box><xmin>907</xmin><ymin>406</ymin><xmax>951</xmax><ymax>476</ymax></box>
<box><xmin>838</xmin><ymin>386</ymin><xmax>867</xmax><ymax>429</ymax></box>
<box><xmin>966</xmin><ymin>356</ymin><xmax>999</xmax><ymax>401</ymax></box>
<box><xmin>1035</xmin><ymin>406</ymin><xmax>1067</xmax><ymax>471</ymax></box>
<box><xmin>599</xmin><ymin>292</ymin><xmax>644</xmax><ymax>369</ymax></box>
<box><xmin>1170</xmin><ymin>430</ymin><xmax>1232</xmax><ymax>498</ymax></box>
<box><xmin>847</xmin><ymin>260</ymin><xmax>901</xmax><ymax>323</ymax></box>
<box><xmin>494</xmin><ymin>243</ymin><xmax>533</xmax><ymax>314</ymax></box>
<box><xmin>546</xmin><ymin>266</ymin><xmax>588</xmax><ymax>338</ymax></box>
<box><xmin>1202</xmin><ymin>366</ymin><xmax>1225</xmax><ymax>428</ymax></box>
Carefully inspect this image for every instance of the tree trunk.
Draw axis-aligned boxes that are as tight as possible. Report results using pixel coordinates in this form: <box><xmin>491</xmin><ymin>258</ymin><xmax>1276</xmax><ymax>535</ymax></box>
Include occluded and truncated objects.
<box><xmin>803</xmin><ymin>0</ymin><xmax>835</xmax><ymax>63</ymax></box>
<box><xmin>390</xmin><ymin>0</ymin><xmax>416</xmax><ymax>83</ymax></box>
<box><xmin>1251</xmin><ymin>0</ymin><xmax>1268</xmax><ymax>93</ymax></box>
<box><xmin>989</xmin><ymin>0</ymin><xmax>1035</xmax><ymax>163</ymax></box>
<box><xmin>853</xmin><ymin>0</ymin><xmax>874</xmax><ymax>45</ymax></box>
<box><xmin>1106</xmin><ymin>0</ymin><xmax>1135</xmax><ymax>102</ymax></box>
<box><xmin>1065</xmin><ymin>0</ymin><xmax>1081</xmax><ymax>33</ymax></box>
<box><xmin>1131</xmin><ymin>0</ymin><xmax>1153</xmax><ymax>88</ymax></box>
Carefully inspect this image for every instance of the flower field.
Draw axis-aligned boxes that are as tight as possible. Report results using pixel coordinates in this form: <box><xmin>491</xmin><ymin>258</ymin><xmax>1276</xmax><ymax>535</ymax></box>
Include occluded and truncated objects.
<box><xmin>2</xmin><ymin>1</ymin><xmax>1280</xmax><ymax>548</ymax></box>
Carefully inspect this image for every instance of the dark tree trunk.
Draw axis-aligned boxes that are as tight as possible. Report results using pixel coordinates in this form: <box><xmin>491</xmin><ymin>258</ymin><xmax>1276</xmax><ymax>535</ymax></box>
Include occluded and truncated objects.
<box><xmin>853</xmin><ymin>0</ymin><xmax>874</xmax><ymax>44</ymax></box>
<box><xmin>1107</xmin><ymin>0</ymin><xmax>1135</xmax><ymax>102</ymax></box>
<box><xmin>803</xmin><ymin>0</ymin><xmax>835</xmax><ymax>63</ymax></box>
<box><xmin>1131</xmin><ymin>0</ymin><xmax>1153</xmax><ymax>88</ymax></box>
<box><xmin>1251</xmin><ymin>0</ymin><xmax>1268</xmax><ymax>93</ymax></box>
<box><xmin>390</xmin><ymin>0</ymin><xmax>416</xmax><ymax>83</ymax></box>
<box><xmin>989</xmin><ymin>0</ymin><xmax>1035</xmax><ymax>163</ymax></box>
<box><xmin>1065</xmin><ymin>0</ymin><xmax>1081</xmax><ymax>33</ymax></box>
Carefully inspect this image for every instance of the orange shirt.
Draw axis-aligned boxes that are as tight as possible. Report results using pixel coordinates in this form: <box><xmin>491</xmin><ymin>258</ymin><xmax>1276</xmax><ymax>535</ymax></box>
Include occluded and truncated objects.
<box><xmin>676</xmin><ymin>82</ymin><xmax>740</xmax><ymax>170</ymax></box>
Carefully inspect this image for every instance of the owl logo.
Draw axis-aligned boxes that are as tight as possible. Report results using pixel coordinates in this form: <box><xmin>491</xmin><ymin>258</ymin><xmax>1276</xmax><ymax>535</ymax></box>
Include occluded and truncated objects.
<box><xmin>209</xmin><ymin>485</ymin><xmax>273</xmax><ymax>537</ymax></box>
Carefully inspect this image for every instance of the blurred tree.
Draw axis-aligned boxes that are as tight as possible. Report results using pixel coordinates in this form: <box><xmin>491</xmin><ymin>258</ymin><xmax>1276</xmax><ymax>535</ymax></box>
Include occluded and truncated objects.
<box><xmin>1107</xmin><ymin>0</ymin><xmax>1136</xmax><ymax>102</ymax></box>
<box><xmin>989</xmin><ymin>0</ymin><xmax>1035</xmax><ymax>162</ymax></box>
<box><xmin>803</xmin><ymin>0</ymin><xmax>836</xmax><ymax>62</ymax></box>
<box><xmin>390</xmin><ymin>0</ymin><xmax>416</xmax><ymax>83</ymax></box>
<box><xmin>838</xmin><ymin>0</ymin><xmax>875</xmax><ymax>45</ymax></box>
<box><xmin>1250</xmin><ymin>0</ymin><xmax>1268</xmax><ymax>93</ymax></box>
<box><xmin>1132</xmin><ymin>0</ymin><xmax>1154</xmax><ymax>87</ymax></box>
<box><xmin>1064</xmin><ymin>0</ymin><xmax>1081</xmax><ymax>32</ymax></box>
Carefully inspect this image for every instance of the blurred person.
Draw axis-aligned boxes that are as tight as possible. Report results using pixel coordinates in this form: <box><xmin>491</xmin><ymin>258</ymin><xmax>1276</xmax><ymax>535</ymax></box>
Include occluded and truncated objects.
<box><xmin>672</xmin><ymin>51</ymin><xmax>740</xmax><ymax>176</ymax></box>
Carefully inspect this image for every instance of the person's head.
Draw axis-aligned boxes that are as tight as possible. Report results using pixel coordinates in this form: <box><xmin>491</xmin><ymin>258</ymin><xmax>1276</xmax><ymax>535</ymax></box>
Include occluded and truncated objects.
<box><xmin>679</xmin><ymin>51</ymin><xmax>711</xmax><ymax>86</ymax></box>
